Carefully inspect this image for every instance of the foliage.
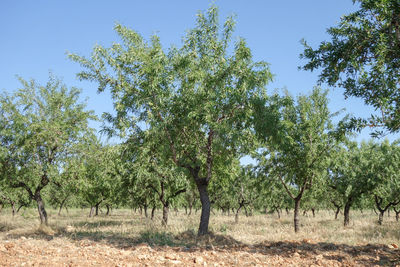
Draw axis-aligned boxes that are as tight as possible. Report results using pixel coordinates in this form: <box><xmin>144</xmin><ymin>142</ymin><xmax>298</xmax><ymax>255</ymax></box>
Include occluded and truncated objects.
<box><xmin>254</xmin><ymin>87</ymin><xmax>344</xmax><ymax>232</ymax></box>
<box><xmin>0</xmin><ymin>74</ymin><xmax>95</xmax><ymax>224</ymax></box>
<box><xmin>301</xmin><ymin>0</ymin><xmax>400</xmax><ymax>135</ymax></box>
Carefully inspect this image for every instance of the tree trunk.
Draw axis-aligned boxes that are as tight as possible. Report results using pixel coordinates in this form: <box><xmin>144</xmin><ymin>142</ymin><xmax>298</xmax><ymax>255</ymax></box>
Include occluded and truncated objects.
<box><xmin>344</xmin><ymin>200</ymin><xmax>352</xmax><ymax>227</ymax></box>
<box><xmin>58</xmin><ymin>196</ymin><xmax>68</xmax><ymax>216</ymax></box>
<box><xmin>311</xmin><ymin>208</ymin><xmax>315</xmax><ymax>218</ymax></box>
<box><xmin>196</xmin><ymin>180</ymin><xmax>211</xmax><ymax>236</ymax></box>
<box><xmin>244</xmin><ymin>206</ymin><xmax>250</xmax><ymax>217</ymax></box>
<box><xmin>294</xmin><ymin>198</ymin><xmax>301</xmax><ymax>233</ymax></box>
<box><xmin>378</xmin><ymin>211</ymin><xmax>384</xmax><ymax>225</ymax></box>
<box><xmin>11</xmin><ymin>202</ymin><xmax>16</xmax><ymax>217</ymax></box>
<box><xmin>151</xmin><ymin>205</ymin><xmax>156</xmax><ymax>220</ymax></box>
<box><xmin>335</xmin><ymin>206</ymin><xmax>340</xmax><ymax>220</ymax></box>
<box><xmin>95</xmin><ymin>203</ymin><xmax>100</xmax><ymax>216</ymax></box>
<box><xmin>144</xmin><ymin>205</ymin><xmax>148</xmax><ymax>218</ymax></box>
<box><xmin>189</xmin><ymin>205</ymin><xmax>193</xmax><ymax>216</ymax></box>
<box><xmin>275</xmin><ymin>207</ymin><xmax>281</xmax><ymax>219</ymax></box>
<box><xmin>174</xmin><ymin>207</ymin><xmax>178</xmax><ymax>216</ymax></box>
<box><xmin>162</xmin><ymin>204</ymin><xmax>169</xmax><ymax>226</ymax></box>
<box><xmin>286</xmin><ymin>207</ymin><xmax>289</xmax><ymax>215</ymax></box>
<box><xmin>36</xmin><ymin>195</ymin><xmax>48</xmax><ymax>225</ymax></box>
<box><xmin>89</xmin><ymin>206</ymin><xmax>95</xmax><ymax>217</ymax></box>
<box><xmin>17</xmin><ymin>204</ymin><xmax>25</xmax><ymax>213</ymax></box>
<box><xmin>235</xmin><ymin>206</ymin><xmax>242</xmax><ymax>224</ymax></box>
<box><xmin>106</xmin><ymin>204</ymin><xmax>111</xmax><ymax>216</ymax></box>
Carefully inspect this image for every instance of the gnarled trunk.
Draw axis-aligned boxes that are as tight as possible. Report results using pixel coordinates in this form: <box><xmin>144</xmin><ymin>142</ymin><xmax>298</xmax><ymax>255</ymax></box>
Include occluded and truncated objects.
<box><xmin>162</xmin><ymin>204</ymin><xmax>169</xmax><ymax>226</ymax></box>
<box><xmin>196</xmin><ymin>180</ymin><xmax>211</xmax><ymax>236</ymax></box>
<box><xmin>36</xmin><ymin>194</ymin><xmax>48</xmax><ymax>225</ymax></box>
<box><xmin>344</xmin><ymin>199</ymin><xmax>352</xmax><ymax>227</ymax></box>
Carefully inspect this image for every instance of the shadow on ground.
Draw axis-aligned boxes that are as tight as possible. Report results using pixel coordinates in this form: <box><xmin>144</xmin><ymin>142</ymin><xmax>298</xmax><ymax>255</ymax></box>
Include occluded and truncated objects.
<box><xmin>4</xmin><ymin>224</ymin><xmax>400</xmax><ymax>266</ymax></box>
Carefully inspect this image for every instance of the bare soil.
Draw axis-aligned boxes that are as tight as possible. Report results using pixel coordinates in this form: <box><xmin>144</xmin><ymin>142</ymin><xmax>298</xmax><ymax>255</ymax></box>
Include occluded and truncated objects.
<box><xmin>1</xmin><ymin>209</ymin><xmax>400</xmax><ymax>266</ymax></box>
<box><xmin>1</xmin><ymin>233</ymin><xmax>399</xmax><ymax>266</ymax></box>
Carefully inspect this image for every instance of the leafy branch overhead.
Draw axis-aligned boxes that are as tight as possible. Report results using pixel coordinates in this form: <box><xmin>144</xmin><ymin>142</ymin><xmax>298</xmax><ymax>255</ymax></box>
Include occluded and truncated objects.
<box><xmin>301</xmin><ymin>0</ymin><xmax>400</xmax><ymax>136</ymax></box>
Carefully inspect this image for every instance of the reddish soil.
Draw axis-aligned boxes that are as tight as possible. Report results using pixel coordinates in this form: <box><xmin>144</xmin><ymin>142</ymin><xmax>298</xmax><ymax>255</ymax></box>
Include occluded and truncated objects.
<box><xmin>1</xmin><ymin>236</ymin><xmax>399</xmax><ymax>266</ymax></box>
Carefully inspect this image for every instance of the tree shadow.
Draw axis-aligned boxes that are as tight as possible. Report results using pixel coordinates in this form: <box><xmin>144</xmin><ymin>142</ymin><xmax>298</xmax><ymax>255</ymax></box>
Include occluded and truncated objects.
<box><xmin>5</xmin><ymin>227</ymin><xmax>400</xmax><ymax>266</ymax></box>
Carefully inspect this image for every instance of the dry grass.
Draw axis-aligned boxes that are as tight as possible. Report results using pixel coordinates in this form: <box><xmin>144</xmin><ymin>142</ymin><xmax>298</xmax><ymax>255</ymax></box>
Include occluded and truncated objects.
<box><xmin>1</xmin><ymin>207</ymin><xmax>399</xmax><ymax>248</ymax></box>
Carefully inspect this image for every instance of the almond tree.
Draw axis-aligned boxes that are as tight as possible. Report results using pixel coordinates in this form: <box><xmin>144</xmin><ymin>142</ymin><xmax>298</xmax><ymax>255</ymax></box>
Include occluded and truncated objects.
<box><xmin>0</xmin><ymin>75</ymin><xmax>94</xmax><ymax>224</ymax></box>
<box><xmin>254</xmin><ymin>87</ymin><xmax>344</xmax><ymax>232</ymax></box>
<box><xmin>328</xmin><ymin>141</ymin><xmax>380</xmax><ymax>227</ymax></box>
<box><xmin>69</xmin><ymin>6</ymin><xmax>272</xmax><ymax>235</ymax></box>
<box><xmin>372</xmin><ymin>140</ymin><xmax>400</xmax><ymax>225</ymax></box>
<box><xmin>301</xmin><ymin>0</ymin><xmax>400</xmax><ymax>135</ymax></box>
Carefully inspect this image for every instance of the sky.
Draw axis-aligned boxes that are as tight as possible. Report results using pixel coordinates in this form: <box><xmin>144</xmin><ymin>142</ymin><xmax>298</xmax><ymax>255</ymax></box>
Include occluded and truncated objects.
<box><xmin>1</xmin><ymin>0</ymin><xmax>398</xmax><ymax>143</ymax></box>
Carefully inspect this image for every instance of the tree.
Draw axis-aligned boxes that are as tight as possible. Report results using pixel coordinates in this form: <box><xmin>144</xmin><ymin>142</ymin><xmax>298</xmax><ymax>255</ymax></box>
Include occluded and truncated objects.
<box><xmin>328</xmin><ymin>141</ymin><xmax>380</xmax><ymax>226</ymax></box>
<box><xmin>0</xmin><ymin>75</ymin><xmax>94</xmax><ymax>225</ymax></box>
<box><xmin>80</xmin><ymin>141</ymin><xmax>121</xmax><ymax>217</ymax></box>
<box><xmin>69</xmin><ymin>6</ymin><xmax>272</xmax><ymax>235</ymax></box>
<box><xmin>254</xmin><ymin>155</ymin><xmax>293</xmax><ymax>219</ymax></box>
<box><xmin>301</xmin><ymin>0</ymin><xmax>400</xmax><ymax>135</ymax></box>
<box><xmin>254</xmin><ymin>87</ymin><xmax>343</xmax><ymax>232</ymax></box>
<box><xmin>123</xmin><ymin>132</ymin><xmax>188</xmax><ymax>226</ymax></box>
<box><xmin>371</xmin><ymin>140</ymin><xmax>400</xmax><ymax>225</ymax></box>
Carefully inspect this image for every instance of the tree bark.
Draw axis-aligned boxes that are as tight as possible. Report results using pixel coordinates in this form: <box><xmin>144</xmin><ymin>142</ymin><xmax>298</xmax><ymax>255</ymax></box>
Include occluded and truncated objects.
<box><xmin>188</xmin><ymin>205</ymin><xmax>193</xmax><ymax>216</ymax></box>
<box><xmin>11</xmin><ymin>202</ymin><xmax>16</xmax><ymax>217</ymax></box>
<box><xmin>151</xmin><ymin>205</ymin><xmax>156</xmax><ymax>220</ymax></box>
<box><xmin>89</xmin><ymin>206</ymin><xmax>95</xmax><ymax>217</ymax></box>
<box><xmin>311</xmin><ymin>208</ymin><xmax>315</xmax><ymax>218</ymax></box>
<box><xmin>276</xmin><ymin>208</ymin><xmax>281</xmax><ymax>219</ymax></box>
<box><xmin>162</xmin><ymin>204</ymin><xmax>169</xmax><ymax>226</ymax></box>
<box><xmin>394</xmin><ymin>207</ymin><xmax>400</xmax><ymax>222</ymax></box>
<box><xmin>235</xmin><ymin>206</ymin><xmax>242</xmax><ymax>224</ymax></box>
<box><xmin>335</xmin><ymin>206</ymin><xmax>340</xmax><ymax>220</ymax></box>
<box><xmin>344</xmin><ymin>200</ymin><xmax>352</xmax><ymax>227</ymax></box>
<box><xmin>294</xmin><ymin>198</ymin><xmax>301</xmax><ymax>233</ymax></box>
<box><xmin>95</xmin><ymin>203</ymin><xmax>100</xmax><ymax>216</ymax></box>
<box><xmin>378</xmin><ymin>211</ymin><xmax>384</xmax><ymax>225</ymax></box>
<box><xmin>36</xmin><ymin>194</ymin><xmax>48</xmax><ymax>225</ymax></box>
<box><xmin>196</xmin><ymin>179</ymin><xmax>211</xmax><ymax>236</ymax></box>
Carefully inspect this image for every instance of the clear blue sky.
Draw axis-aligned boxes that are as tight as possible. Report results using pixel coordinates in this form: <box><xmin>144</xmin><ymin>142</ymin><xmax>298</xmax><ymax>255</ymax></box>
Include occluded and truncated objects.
<box><xmin>1</xmin><ymin>0</ymin><xmax>397</xmax><ymax>142</ymax></box>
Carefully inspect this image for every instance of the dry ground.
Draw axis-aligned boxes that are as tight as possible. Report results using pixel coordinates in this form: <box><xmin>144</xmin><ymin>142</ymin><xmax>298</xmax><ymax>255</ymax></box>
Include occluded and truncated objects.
<box><xmin>0</xmin><ymin>208</ymin><xmax>400</xmax><ymax>266</ymax></box>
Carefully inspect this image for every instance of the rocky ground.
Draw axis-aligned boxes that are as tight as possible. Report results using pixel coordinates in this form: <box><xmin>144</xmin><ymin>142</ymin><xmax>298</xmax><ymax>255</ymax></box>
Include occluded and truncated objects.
<box><xmin>1</xmin><ymin>235</ymin><xmax>399</xmax><ymax>266</ymax></box>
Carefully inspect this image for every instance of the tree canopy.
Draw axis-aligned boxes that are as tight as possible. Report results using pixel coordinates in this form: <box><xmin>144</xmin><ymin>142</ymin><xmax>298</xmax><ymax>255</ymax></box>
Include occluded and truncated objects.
<box><xmin>69</xmin><ymin>5</ymin><xmax>272</xmax><ymax>235</ymax></box>
<box><xmin>301</xmin><ymin>0</ymin><xmax>400</xmax><ymax>136</ymax></box>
